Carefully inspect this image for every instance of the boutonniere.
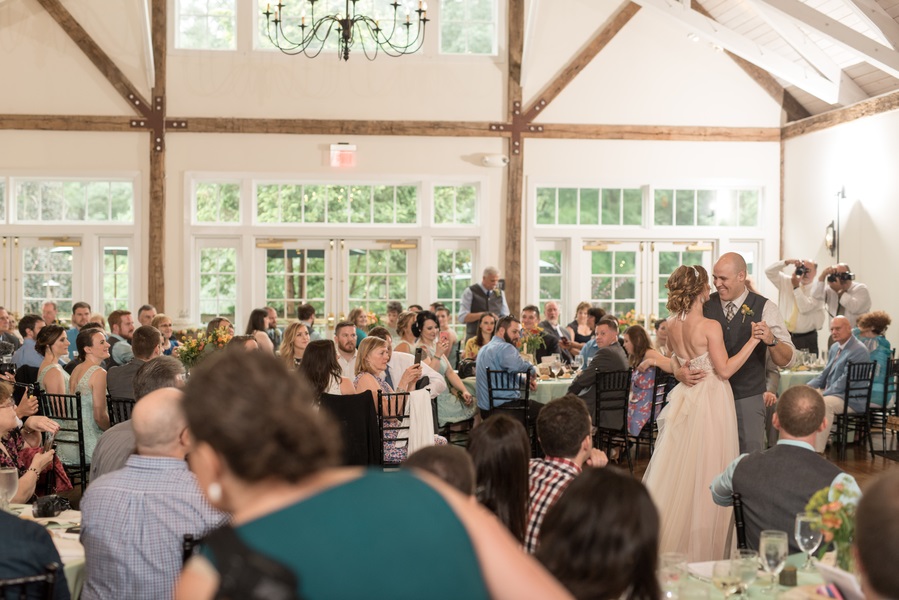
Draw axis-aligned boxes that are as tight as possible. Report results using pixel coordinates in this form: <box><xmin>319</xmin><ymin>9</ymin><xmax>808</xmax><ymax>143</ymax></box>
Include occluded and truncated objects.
<box><xmin>740</xmin><ymin>304</ymin><xmax>754</xmax><ymax>323</ymax></box>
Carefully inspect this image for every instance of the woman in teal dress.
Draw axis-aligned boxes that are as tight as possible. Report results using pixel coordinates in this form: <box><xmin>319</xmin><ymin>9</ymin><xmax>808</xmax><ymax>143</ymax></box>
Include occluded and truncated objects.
<box><xmin>62</xmin><ymin>328</ymin><xmax>110</xmax><ymax>464</ymax></box>
<box><xmin>413</xmin><ymin>311</ymin><xmax>476</xmax><ymax>427</ymax></box>
<box><xmin>35</xmin><ymin>325</ymin><xmax>70</xmax><ymax>395</ymax></box>
<box><xmin>174</xmin><ymin>350</ymin><xmax>568</xmax><ymax>600</ymax></box>
<box><xmin>854</xmin><ymin>311</ymin><xmax>892</xmax><ymax>407</ymax></box>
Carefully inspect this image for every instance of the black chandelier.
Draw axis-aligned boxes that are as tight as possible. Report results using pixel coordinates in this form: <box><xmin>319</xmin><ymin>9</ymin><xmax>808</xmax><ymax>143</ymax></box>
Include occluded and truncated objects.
<box><xmin>263</xmin><ymin>0</ymin><xmax>429</xmax><ymax>61</ymax></box>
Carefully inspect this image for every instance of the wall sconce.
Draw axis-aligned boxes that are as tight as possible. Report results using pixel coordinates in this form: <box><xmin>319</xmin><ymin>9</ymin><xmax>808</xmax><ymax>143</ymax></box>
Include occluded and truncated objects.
<box><xmin>824</xmin><ymin>221</ymin><xmax>837</xmax><ymax>257</ymax></box>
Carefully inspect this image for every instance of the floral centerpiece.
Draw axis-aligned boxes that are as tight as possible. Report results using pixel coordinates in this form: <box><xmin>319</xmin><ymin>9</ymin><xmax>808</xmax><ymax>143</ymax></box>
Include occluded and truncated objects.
<box><xmin>618</xmin><ymin>309</ymin><xmax>640</xmax><ymax>333</ymax></box>
<box><xmin>805</xmin><ymin>482</ymin><xmax>860</xmax><ymax>572</ymax></box>
<box><xmin>519</xmin><ymin>325</ymin><xmax>546</xmax><ymax>359</ymax></box>
<box><xmin>177</xmin><ymin>326</ymin><xmax>233</xmax><ymax>371</ymax></box>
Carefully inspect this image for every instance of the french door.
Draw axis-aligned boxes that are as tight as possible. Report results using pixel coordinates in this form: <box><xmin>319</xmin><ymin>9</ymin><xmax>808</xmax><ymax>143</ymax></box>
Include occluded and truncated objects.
<box><xmin>0</xmin><ymin>236</ymin><xmax>83</xmax><ymax>316</ymax></box>
<box><xmin>256</xmin><ymin>238</ymin><xmax>417</xmax><ymax>335</ymax></box>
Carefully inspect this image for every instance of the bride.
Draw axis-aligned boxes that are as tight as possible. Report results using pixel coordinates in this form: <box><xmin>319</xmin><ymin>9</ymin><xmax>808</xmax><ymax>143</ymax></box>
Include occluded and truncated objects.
<box><xmin>643</xmin><ymin>265</ymin><xmax>760</xmax><ymax>562</ymax></box>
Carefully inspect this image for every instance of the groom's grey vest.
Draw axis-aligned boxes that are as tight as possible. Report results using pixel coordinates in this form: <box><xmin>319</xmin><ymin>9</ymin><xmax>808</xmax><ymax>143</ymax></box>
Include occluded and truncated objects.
<box><xmin>465</xmin><ymin>285</ymin><xmax>505</xmax><ymax>339</ymax></box>
<box><xmin>733</xmin><ymin>444</ymin><xmax>842</xmax><ymax>553</ymax></box>
<box><xmin>703</xmin><ymin>291</ymin><xmax>768</xmax><ymax>399</ymax></box>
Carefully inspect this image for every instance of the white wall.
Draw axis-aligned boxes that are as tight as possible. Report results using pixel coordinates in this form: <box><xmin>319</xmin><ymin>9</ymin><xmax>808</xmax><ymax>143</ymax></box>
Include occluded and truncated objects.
<box><xmin>784</xmin><ymin>111</ymin><xmax>899</xmax><ymax>351</ymax></box>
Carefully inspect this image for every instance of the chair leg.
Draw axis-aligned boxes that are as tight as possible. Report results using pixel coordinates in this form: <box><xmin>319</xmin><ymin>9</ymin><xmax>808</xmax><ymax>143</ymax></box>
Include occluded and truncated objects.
<box><xmin>867</xmin><ymin>416</ymin><xmax>876</xmax><ymax>459</ymax></box>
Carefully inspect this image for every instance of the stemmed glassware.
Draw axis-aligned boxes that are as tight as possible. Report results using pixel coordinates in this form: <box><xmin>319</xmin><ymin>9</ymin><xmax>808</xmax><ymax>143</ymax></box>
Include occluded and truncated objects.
<box><xmin>795</xmin><ymin>513</ymin><xmax>824</xmax><ymax>571</ymax></box>
<box><xmin>735</xmin><ymin>549</ymin><xmax>759</xmax><ymax>595</ymax></box>
<box><xmin>0</xmin><ymin>467</ymin><xmax>18</xmax><ymax>512</ymax></box>
<box><xmin>712</xmin><ymin>560</ymin><xmax>742</xmax><ymax>599</ymax></box>
<box><xmin>572</xmin><ymin>354</ymin><xmax>584</xmax><ymax>371</ymax></box>
<box><xmin>759</xmin><ymin>530</ymin><xmax>789</xmax><ymax>593</ymax></box>
<box><xmin>550</xmin><ymin>359</ymin><xmax>563</xmax><ymax>378</ymax></box>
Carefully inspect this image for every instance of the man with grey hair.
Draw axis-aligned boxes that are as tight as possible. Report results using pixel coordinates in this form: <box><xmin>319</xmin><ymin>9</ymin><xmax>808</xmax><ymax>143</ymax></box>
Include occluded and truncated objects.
<box><xmin>458</xmin><ymin>266</ymin><xmax>509</xmax><ymax>341</ymax></box>
<box><xmin>81</xmin><ymin>388</ymin><xmax>226</xmax><ymax>600</ymax></box>
<box><xmin>90</xmin><ymin>355</ymin><xmax>185</xmax><ymax>480</ymax></box>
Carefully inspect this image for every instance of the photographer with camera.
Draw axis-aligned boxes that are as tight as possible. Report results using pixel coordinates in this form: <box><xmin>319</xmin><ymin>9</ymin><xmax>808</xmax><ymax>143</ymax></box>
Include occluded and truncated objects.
<box><xmin>765</xmin><ymin>259</ymin><xmax>825</xmax><ymax>355</ymax></box>
<box><xmin>813</xmin><ymin>263</ymin><xmax>871</xmax><ymax>329</ymax></box>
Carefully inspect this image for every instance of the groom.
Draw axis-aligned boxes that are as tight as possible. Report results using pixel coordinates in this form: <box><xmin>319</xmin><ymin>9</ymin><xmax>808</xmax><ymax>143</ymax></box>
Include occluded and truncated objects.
<box><xmin>680</xmin><ymin>253</ymin><xmax>795</xmax><ymax>453</ymax></box>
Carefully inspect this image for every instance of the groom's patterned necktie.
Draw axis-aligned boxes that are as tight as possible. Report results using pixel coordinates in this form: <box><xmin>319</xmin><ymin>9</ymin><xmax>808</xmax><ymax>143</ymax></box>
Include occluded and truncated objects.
<box><xmin>725</xmin><ymin>302</ymin><xmax>736</xmax><ymax>322</ymax></box>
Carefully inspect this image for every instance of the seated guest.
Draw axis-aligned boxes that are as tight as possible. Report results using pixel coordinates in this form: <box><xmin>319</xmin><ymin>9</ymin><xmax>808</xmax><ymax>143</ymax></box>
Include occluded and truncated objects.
<box><xmin>475</xmin><ymin>316</ymin><xmax>537</xmax><ymax>418</ymax></box>
<box><xmin>175</xmin><ymin>350</ymin><xmax>568</xmax><ymax>600</ymax></box>
<box><xmin>205</xmin><ymin>317</ymin><xmax>233</xmax><ymax>336</ymax></box>
<box><xmin>0</xmin><ymin>306</ymin><xmax>21</xmax><ymax>351</ymax></box>
<box><xmin>520</xmin><ymin>305</ymin><xmax>564</xmax><ymax>364</ymax></box>
<box><xmin>82</xmin><ymin>388</ymin><xmax>226</xmax><ymax>600</ymax></box>
<box><xmin>348</xmin><ymin>307</ymin><xmax>369</xmax><ymax>348</ymax></box>
<box><xmin>333</xmin><ymin>320</ymin><xmax>357</xmax><ymax>378</ymax></box>
<box><xmin>296</xmin><ymin>303</ymin><xmax>321</xmax><ymax>341</ymax></box>
<box><xmin>279</xmin><ymin>321</ymin><xmax>310</xmax><ymax>369</ymax></box>
<box><xmin>12</xmin><ymin>314</ymin><xmax>45</xmax><ymax>369</ymax></box>
<box><xmin>567</xmin><ymin>317</ymin><xmax>628</xmax><ymax>420</ymax></box>
<box><xmin>264</xmin><ymin>306</ymin><xmax>281</xmax><ymax>348</ymax></box>
<box><xmin>63</xmin><ymin>328</ymin><xmax>111</xmax><ymax>464</ymax></box>
<box><xmin>353</xmin><ymin>336</ymin><xmax>446</xmax><ymax>462</ymax></box>
<box><xmin>226</xmin><ymin>335</ymin><xmax>258</xmax><ymax>351</ymax></box>
<box><xmin>622</xmin><ymin>324</ymin><xmax>672</xmax><ymax>437</ymax></box>
<box><xmin>577</xmin><ymin>308</ymin><xmax>609</xmax><ymax>363</ymax></box>
<box><xmin>383</xmin><ymin>301</ymin><xmax>403</xmax><ymax>340</ymax></box>
<box><xmin>136</xmin><ymin>304</ymin><xmax>157</xmax><ymax>327</ymax></box>
<box><xmin>462</xmin><ymin>312</ymin><xmax>496</xmax><ymax>360</ymax></box>
<box><xmin>654</xmin><ymin>318</ymin><xmax>670</xmax><ymax>356</ymax></box>
<box><xmin>151</xmin><ymin>314</ymin><xmax>180</xmax><ymax>356</ymax></box>
<box><xmin>566</xmin><ymin>302</ymin><xmax>597</xmax><ymax>357</ymax></box>
<box><xmin>41</xmin><ymin>300</ymin><xmax>59</xmax><ymax>326</ymax></box>
<box><xmin>90</xmin><ymin>356</ymin><xmax>185</xmax><ymax>480</ymax></box>
<box><xmin>0</xmin><ymin>382</ymin><xmax>60</xmax><ymax>502</ymax></box>
<box><xmin>65</xmin><ymin>301</ymin><xmax>92</xmax><ymax>360</ymax></box>
<box><xmin>367</xmin><ymin>326</ymin><xmax>448</xmax><ymax>407</ymax></box>
<box><xmin>296</xmin><ymin>340</ymin><xmax>356</xmax><ymax>398</ymax></box>
<box><xmin>711</xmin><ymin>386</ymin><xmax>860</xmax><ymax>553</ymax></box>
<box><xmin>536</xmin><ymin>468</ymin><xmax>660</xmax><ymax>600</ymax></box>
<box><xmin>244</xmin><ymin>308</ymin><xmax>274</xmax><ymax>354</ymax></box>
<box><xmin>856</xmin><ymin>470</ymin><xmax>899</xmax><ymax>600</ymax></box>
<box><xmin>0</xmin><ymin>510</ymin><xmax>70</xmax><ymax>600</ymax></box>
<box><xmin>392</xmin><ymin>311</ymin><xmax>418</xmax><ymax>354</ymax></box>
<box><xmin>468</xmin><ymin>414</ymin><xmax>530</xmax><ymax>544</ymax></box>
<box><xmin>403</xmin><ymin>445</ymin><xmax>476</xmax><ymax>496</ymax></box>
<box><xmin>526</xmin><ymin>395</ymin><xmax>607</xmax><ymax>554</ymax></box>
<box><xmin>853</xmin><ymin>311</ymin><xmax>892</xmax><ymax>407</ymax></box>
<box><xmin>412</xmin><ymin>312</ymin><xmax>475</xmax><ymax>427</ymax></box>
<box><xmin>539</xmin><ymin>301</ymin><xmax>573</xmax><ymax>354</ymax></box>
<box><xmin>88</xmin><ymin>313</ymin><xmax>107</xmax><ymax>331</ymax></box>
<box><xmin>408</xmin><ymin>304</ymin><xmax>424</xmax><ymax>312</ymax></box>
<box><xmin>807</xmin><ymin>315</ymin><xmax>870</xmax><ymax>452</ymax></box>
<box><xmin>36</xmin><ymin>325</ymin><xmax>70</xmax><ymax>395</ymax></box>
<box><xmin>434</xmin><ymin>305</ymin><xmax>459</xmax><ymax>356</ymax></box>
<box><xmin>106</xmin><ymin>309</ymin><xmax>135</xmax><ymax>367</ymax></box>
<box><xmin>107</xmin><ymin>325</ymin><xmax>164</xmax><ymax>400</ymax></box>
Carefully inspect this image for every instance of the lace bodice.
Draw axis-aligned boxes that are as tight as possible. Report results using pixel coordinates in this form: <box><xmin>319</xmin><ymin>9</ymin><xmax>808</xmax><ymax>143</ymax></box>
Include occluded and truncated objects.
<box><xmin>675</xmin><ymin>352</ymin><xmax>713</xmax><ymax>373</ymax></box>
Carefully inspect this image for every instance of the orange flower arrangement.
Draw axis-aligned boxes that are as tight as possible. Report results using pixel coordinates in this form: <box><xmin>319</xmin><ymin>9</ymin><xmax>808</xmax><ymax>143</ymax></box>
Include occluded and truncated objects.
<box><xmin>805</xmin><ymin>482</ymin><xmax>859</xmax><ymax>572</ymax></box>
<box><xmin>177</xmin><ymin>325</ymin><xmax>233</xmax><ymax>370</ymax></box>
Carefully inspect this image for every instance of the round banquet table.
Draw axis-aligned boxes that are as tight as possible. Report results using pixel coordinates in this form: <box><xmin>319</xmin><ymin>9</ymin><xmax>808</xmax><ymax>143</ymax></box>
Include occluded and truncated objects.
<box><xmin>462</xmin><ymin>376</ymin><xmax>574</xmax><ymax>406</ymax></box>
<box><xmin>777</xmin><ymin>369</ymin><xmax>822</xmax><ymax>396</ymax></box>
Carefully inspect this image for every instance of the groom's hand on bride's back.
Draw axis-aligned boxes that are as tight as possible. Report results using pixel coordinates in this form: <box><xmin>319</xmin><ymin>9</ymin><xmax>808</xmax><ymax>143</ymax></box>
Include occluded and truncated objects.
<box><xmin>674</xmin><ymin>360</ymin><xmax>706</xmax><ymax>387</ymax></box>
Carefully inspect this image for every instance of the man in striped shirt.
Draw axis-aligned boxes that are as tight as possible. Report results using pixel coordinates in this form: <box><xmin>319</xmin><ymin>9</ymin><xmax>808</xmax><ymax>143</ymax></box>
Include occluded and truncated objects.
<box><xmin>525</xmin><ymin>394</ymin><xmax>608</xmax><ymax>553</ymax></box>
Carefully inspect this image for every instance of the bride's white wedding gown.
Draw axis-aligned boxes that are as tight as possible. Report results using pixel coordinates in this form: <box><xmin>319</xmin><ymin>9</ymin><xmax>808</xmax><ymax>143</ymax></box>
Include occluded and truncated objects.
<box><xmin>642</xmin><ymin>352</ymin><xmax>740</xmax><ymax>562</ymax></box>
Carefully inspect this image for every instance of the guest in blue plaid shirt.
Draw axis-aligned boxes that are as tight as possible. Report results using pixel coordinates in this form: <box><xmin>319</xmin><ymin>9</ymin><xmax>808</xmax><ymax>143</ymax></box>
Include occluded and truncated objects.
<box><xmin>80</xmin><ymin>388</ymin><xmax>227</xmax><ymax>600</ymax></box>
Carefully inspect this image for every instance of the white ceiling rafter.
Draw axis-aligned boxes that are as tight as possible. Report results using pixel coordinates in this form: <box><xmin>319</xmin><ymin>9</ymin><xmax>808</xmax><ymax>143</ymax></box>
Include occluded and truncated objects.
<box><xmin>752</xmin><ymin>0</ymin><xmax>899</xmax><ymax>80</ymax></box>
<box><xmin>838</xmin><ymin>0</ymin><xmax>899</xmax><ymax>50</ymax></box>
<box><xmin>750</xmin><ymin>2</ymin><xmax>868</xmax><ymax>104</ymax></box>
<box><xmin>630</xmin><ymin>0</ymin><xmax>841</xmax><ymax>102</ymax></box>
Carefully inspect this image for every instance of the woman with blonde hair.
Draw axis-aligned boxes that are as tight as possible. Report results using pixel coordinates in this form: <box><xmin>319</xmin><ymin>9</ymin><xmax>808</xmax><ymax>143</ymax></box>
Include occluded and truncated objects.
<box><xmin>151</xmin><ymin>313</ymin><xmax>181</xmax><ymax>356</ymax></box>
<box><xmin>348</xmin><ymin>307</ymin><xmax>369</xmax><ymax>348</ymax></box>
<box><xmin>279</xmin><ymin>321</ymin><xmax>310</xmax><ymax>369</ymax></box>
<box><xmin>393</xmin><ymin>311</ymin><xmax>418</xmax><ymax>354</ymax></box>
<box><xmin>642</xmin><ymin>265</ymin><xmax>760</xmax><ymax>561</ymax></box>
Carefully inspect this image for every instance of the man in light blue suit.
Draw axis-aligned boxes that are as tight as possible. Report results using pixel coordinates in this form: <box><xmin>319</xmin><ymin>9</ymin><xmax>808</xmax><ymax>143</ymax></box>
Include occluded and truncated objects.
<box><xmin>807</xmin><ymin>316</ymin><xmax>870</xmax><ymax>452</ymax></box>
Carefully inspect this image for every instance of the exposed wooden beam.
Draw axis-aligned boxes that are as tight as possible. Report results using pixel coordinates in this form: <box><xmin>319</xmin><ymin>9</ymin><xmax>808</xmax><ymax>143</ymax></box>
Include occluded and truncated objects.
<box><xmin>633</xmin><ymin>0</ymin><xmax>840</xmax><ymax>103</ymax></box>
<box><xmin>782</xmin><ymin>87</ymin><xmax>899</xmax><ymax>138</ymax></box>
<box><xmin>164</xmin><ymin>117</ymin><xmax>497</xmax><ymax>138</ymax></box>
<box><xmin>522</xmin><ymin>1</ymin><xmax>641</xmax><ymax>121</ymax></box>
<box><xmin>753</xmin><ymin>0</ymin><xmax>899</xmax><ymax>80</ymax></box>
<box><xmin>536</xmin><ymin>123</ymin><xmax>781</xmax><ymax>142</ymax></box>
<box><xmin>0</xmin><ymin>115</ymin><xmax>137</xmax><ymax>132</ymax></box>
<box><xmin>839</xmin><ymin>0</ymin><xmax>899</xmax><ymax>50</ymax></box>
<box><xmin>35</xmin><ymin>0</ymin><xmax>151</xmax><ymax>117</ymax></box>
<box><xmin>148</xmin><ymin>0</ymin><xmax>167</xmax><ymax>312</ymax></box>
<box><xmin>505</xmin><ymin>0</ymin><xmax>525</xmax><ymax>316</ymax></box>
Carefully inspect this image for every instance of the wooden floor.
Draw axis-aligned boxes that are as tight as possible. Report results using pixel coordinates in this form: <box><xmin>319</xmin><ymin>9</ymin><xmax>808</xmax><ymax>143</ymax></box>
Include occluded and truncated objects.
<box><xmin>624</xmin><ymin>432</ymin><xmax>899</xmax><ymax>490</ymax></box>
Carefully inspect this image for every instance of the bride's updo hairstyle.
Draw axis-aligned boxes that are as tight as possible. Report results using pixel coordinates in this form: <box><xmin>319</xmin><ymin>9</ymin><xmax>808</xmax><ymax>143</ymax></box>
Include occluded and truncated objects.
<box><xmin>666</xmin><ymin>265</ymin><xmax>709</xmax><ymax>315</ymax></box>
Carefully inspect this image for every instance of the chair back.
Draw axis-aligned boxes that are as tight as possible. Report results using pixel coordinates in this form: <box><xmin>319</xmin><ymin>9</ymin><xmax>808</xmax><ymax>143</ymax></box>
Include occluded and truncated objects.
<box><xmin>732</xmin><ymin>493</ymin><xmax>748</xmax><ymax>550</ymax></box>
<box><xmin>594</xmin><ymin>369</ymin><xmax>634</xmax><ymax>471</ymax></box>
<box><xmin>13</xmin><ymin>365</ymin><xmax>40</xmax><ymax>405</ymax></box>
<box><xmin>106</xmin><ymin>395</ymin><xmax>136</xmax><ymax>426</ymax></box>
<box><xmin>0</xmin><ymin>563</ymin><xmax>59</xmax><ymax>600</ymax></box>
<box><xmin>318</xmin><ymin>391</ymin><xmax>379</xmax><ymax>466</ymax></box>
<box><xmin>485</xmin><ymin>369</ymin><xmax>531</xmax><ymax>410</ymax></box>
<box><xmin>377</xmin><ymin>390</ymin><xmax>411</xmax><ymax>467</ymax></box>
<box><xmin>843</xmin><ymin>361</ymin><xmax>876</xmax><ymax>413</ymax></box>
<box><xmin>887</xmin><ymin>357</ymin><xmax>899</xmax><ymax>411</ymax></box>
<box><xmin>37</xmin><ymin>387</ymin><xmax>88</xmax><ymax>493</ymax></box>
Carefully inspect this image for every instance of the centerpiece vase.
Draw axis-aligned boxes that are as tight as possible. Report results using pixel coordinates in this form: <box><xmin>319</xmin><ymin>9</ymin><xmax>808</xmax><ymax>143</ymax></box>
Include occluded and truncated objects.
<box><xmin>835</xmin><ymin>539</ymin><xmax>855</xmax><ymax>573</ymax></box>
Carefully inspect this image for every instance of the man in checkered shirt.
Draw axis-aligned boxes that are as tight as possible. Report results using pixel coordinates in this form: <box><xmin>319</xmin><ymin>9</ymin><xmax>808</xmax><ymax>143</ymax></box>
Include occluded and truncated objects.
<box><xmin>525</xmin><ymin>394</ymin><xmax>608</xmax><ymax>554</ymax></box>
<box><xmin>80</xmin><ymin>388</ymin><xmax>227</xmax><ymax>600</ymax></box>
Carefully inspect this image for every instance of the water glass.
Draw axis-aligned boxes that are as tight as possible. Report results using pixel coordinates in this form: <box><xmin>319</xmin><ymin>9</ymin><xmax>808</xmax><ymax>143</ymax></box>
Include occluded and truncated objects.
<box><xmin>795</xmin><ymin>513</ymin><xmax>823</xmax><ymax>571</ymax></box>
<box><xmin>712</xmin><ymin>560</ymin><xmax>742</xmax><ymax>599</ymax></box>
<box><xmin>735</xmin><ymin>549</ymin><xmax>759</xmax><ymax>594</ymax></box>
<box><xmin>759</xmin><ymin>530</ymin><xmax>789</xmax><ymax>593</ymax></box>
<box><xmin>0</xmin><ymin>467</ymin><xmax>18</xmax><ymax>512</ymax></box>
<box><xmin>659</xmin><ymin>552</ymin><xmax>687</xmax><ymax>597</ymax></box>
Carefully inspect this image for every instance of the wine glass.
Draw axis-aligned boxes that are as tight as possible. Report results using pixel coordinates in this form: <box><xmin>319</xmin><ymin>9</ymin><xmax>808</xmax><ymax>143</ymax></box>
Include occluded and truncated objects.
<box><xmin>712</xmin><ymin>560</ymin><xmax>742</xmax><ymax>599</ymax></box>
<box><xmin>795</xmin><ymin>513</ymin><xmax>823</xmax><ymax>571</ymax></box>
<box><xmin>735</xmin><ymin>549</ymin><xmax>759</xmax><ymax>595</ymax></box>
<box><xmin>759</xmin><ymin>530</ymin><xmax>789</xmax><ymax>593</ymax></box>
<box><xmin>572</xmin><ymin>354</ymin><xmax>584</xmax><ymax>371</ymax></box>
<box><xmin>0</xmin><ymin>467</ymin><xmax>18</xmax><ymax>512</ymax></box>
<box><xmin>550</xmin><ymin>360</ymin><xmax>563</xmax><ymax>378</ymax></box>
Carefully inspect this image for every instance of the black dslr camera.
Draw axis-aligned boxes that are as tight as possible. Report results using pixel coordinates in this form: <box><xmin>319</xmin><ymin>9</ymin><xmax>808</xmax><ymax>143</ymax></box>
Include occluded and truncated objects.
<box><xmin>794</xmin><ymin>262</ymin><xmax>810</xmax><ymax>277</ymax></box>
<box><xmin>827</xmin><ymin>271</ymin><xmax>855</xmax><ymax>283</ymax></box>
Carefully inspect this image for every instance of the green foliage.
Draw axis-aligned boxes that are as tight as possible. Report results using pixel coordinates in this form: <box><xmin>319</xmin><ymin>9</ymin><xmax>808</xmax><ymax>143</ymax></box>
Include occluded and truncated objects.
<box><xmin>654</xmin><ymin>190</ymin><xmax>673</xmax><ymax>226</ymax></box>
<box><xmin>602</xmin><ymin>189</ymin><xmax>620</xmax><ymax>224</ymax></box>
<box><xmin>558</xmin><ymin>188</ymin><xmax>577</xmax><ymax>225</ymax></box>
<box><xmin>178</xmin><ymin>0</ymin><xmax>236</xmax><ymax>50</ymax></box>
<box><xmin>16</xmin><ymin>180</ymin><xmax>134</xmax><ymax>223</ymax></box>
<box><xmin>440</xmin><ymin>0</ymin><xmax>496</xmax><ymax>54</ymax></box>
<box><xmin>579</xmin><ymin>188</ymin><xmax>599</xmax><ymax>225</ymax></box>
<box><xmin>622</xmin><ymin>189</ymin><xmax>642</xmax><ymax>225</ymax></box>
<box><xmin>536</xmin><ymin>188</ymin><xmax>555</xmax><ymax>225</ymax></box>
